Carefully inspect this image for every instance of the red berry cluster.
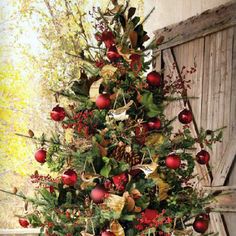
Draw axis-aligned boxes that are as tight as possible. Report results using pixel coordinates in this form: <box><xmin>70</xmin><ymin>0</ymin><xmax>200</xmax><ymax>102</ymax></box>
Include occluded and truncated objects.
<box><xmin>135</xmin><ymin>209</ymin><xmax>172</xmax><ymax>233</ymax></box>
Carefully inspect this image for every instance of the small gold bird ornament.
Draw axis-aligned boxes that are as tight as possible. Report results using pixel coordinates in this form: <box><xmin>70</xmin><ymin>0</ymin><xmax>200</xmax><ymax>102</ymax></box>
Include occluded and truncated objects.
<box><xmin>80</xmin><ymin>172</ymin><xmax>100</xmax><ymax>190</ymax></box>
<box><xmin>108</xmin><ymin>100</ymin><xmax>134</xmax><ymax>121</ymax></box>
<box><xmin>131</xmin><ymin>162</ymin><xmax>158</xmax><ymax>177</ymax></box>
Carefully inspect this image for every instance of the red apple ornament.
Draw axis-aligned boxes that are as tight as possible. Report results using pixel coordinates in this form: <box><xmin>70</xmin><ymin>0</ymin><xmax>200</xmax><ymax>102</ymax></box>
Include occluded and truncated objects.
<box><xmin>178</xmin><ymin>109</ymin><xmax>193</xmax><ymax>124</ymax></box>
<box><xmin>19</xmin><ymin>218</ymin><xmax>29</xmax><ymax>228</ymax></box>
<box><xmin>146</xmin><ymin>71</ymin><xmax>161</xmax><ymax>87</ymax></box>
<box><xmin>50</xmin><ymin>105</ymin><xmax>66</xmax><ymax>121</ymax></box>
<box><xmin>35</xmin><ymin>149</ymin><xmax>47</xmax><ymax>163</ymax></box>
<box><xmin>165</xmin><ymin>154</ymin><xmax>181</xmax><ymax>169</ymax></box>
<box><xmin>96</xmin><ymin>94</ymin><xmax>111</xmax><ymax>109</ymax></box>
<box><xmin>90</xmin><ymin>185</ymin><xmax>107</xmax><ymax>204</ymax></box>
<box><xmin>147</xmin><ymin>118</ymin><xmax>161</xmax><ymax>130</ymax></box>
<box><xmin>62</xmin><ymin>169</ymin><xmax>78</xmax><ymax>186</ymax></box>
<box><xmin>193</xmin><ymin>218</ymin><xmax>209</xmax><ymax>234</ymax></box>
<box><xmin>196</xmin><ymin>150</ymin><xmax>210</xmax><ymax>165</ymax></box>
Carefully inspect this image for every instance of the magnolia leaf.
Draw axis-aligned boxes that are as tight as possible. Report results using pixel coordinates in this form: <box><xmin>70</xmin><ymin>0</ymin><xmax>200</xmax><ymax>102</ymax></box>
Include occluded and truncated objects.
<box><xmin>128</xmin><ymin>7</ymin><xmax>136</xmax><ymax>19</ymax></box>
<box><xmin>89</xmin><ymin>78</ymin><xmax>103</xmax><ymax>102</ymax></box>
<box><xmin>129</xmin><ymin>31</ymin><xmax>138</xmax><ymax>48</ymax></box>
<box><xmin>110</xmin><ymin>220</ymin><xmax>125</xmax><ymax>236</ymax></box>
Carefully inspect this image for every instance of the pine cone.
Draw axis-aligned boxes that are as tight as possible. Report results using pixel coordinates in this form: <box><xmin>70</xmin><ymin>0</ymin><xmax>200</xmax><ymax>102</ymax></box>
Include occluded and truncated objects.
<box><xmin>111</xmin><ymin>145</ymin><xmax>141</xmax><ymax>166</ymax></box>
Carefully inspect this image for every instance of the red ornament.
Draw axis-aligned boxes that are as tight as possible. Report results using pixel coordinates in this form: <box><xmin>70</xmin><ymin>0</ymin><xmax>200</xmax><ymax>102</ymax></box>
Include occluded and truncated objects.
<box><xmin>34</xmin><ymin>149</ymin><xmax>47</xmax><ymax>163</ymax></box>
<box><xmin>196</xmin><ymin>150</ymin><xmax>210</xmax><ymax>165</ymax></box>
<box><xmin>50</xmin><ymin>105</ymin><xmax>66</xmax><ymax>121</ymax></box>
<box><xmin>90</xmin><ymin>185</ymin><xmax>107</xmax><ymax>204</ymax></box>
<box><xmin>193</xmin><ymin>218</ymin><xmax>209</xmax><ymax>233</ymax></box>
<box><xmin>19</xmin><ymin>218</ymin><xmax>29</xmax><ymax>228</ymax></box>
<box><xmin>178</xmin><ymin>109</ymin><xmax>193</xmax><ymax>124</ymax></box>
<box><xmin>101</xmin><ymin>231</ymin><xmax>115</xmax><ymax>236</ymax></box>
<box><xmin>62</xmin><ymin>169</ymin><xmax>78</xmax><ymax>186</ymax></box>
<box><xmin>146</xmin><ymin>71</ymin><xmax>161</xmax><ymax>87</ymax></box>
<box><xmin>107</xmin><ymin>46</ymin><xmax>121</xmax><ymax>61</ymax></box>
<box><xmin>96</xmin><ymin>94</ymin><xmax>111</xmax><ymax>109</ymax></box>
<box><xmin>197</xmin><ymin>213</ymin><xmax>210</xmax><ymax>222</ymax></box>
<box><xmin>135</xmin><ymin>123</ymin><xmax>148</xmax><ymax>144</ymax></box>
<box><xmin>147</xmin><ymin>118</ymin><xmax>161</xmax><ymax>130</ymax></box>
<box><xmin>112</xmin><ymin>173</ymin><xmax>128</xmax><ymax>191</ymax></box>
<box><xmin>165</xmin><ymin>154</ymin><xmax>181</xmax><ymax>169</ymax></box>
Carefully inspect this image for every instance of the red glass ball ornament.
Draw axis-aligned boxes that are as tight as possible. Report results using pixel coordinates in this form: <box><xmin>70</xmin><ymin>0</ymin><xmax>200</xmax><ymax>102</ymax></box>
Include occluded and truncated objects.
<box><xmin>90</xmin><ymin>185</ymin><xmax>107</xmax><ymax>204</ymax></box>
<box><xmin>197</xmin><ymin>213</ymin><xmax>210</xmax><ymax>222</ymax></box>
<box><xmin>50</xmin><ymin>105</ymin><xmax>66</xmax><ymax>121</ymax></box>
<box><xmin>193</xmin><ymin>218</ymin><xmax>209</xmax><ymax>233</ymax></box>
<box><xmin>104</xmin><ymin>179</ymin><xmax>112</xmax><ymax>189</ymax></box>
<box><xmin>196</xmin><ymin>150</ymin><xmax>210</xmax><ymax>165</ymax></box>
<box><xmin>165</xmin><ymin>154</ymin><xmax>181</xmax><ymax>169</ymax></box>
<box><xmin>107</xmin><ymin>46</ymin><xmax>121</xmax><ymax>61</ymax></box>
<box><xmin>96</xmin><ymin>94</ymin><xmax>111</xmax><ymax>109</ymax></box>
<box><xmin>62</xmin><ymin>169</ymin><xmax>78</xmax><ymax>186</ymax></box>
<box><xmin>147</xmin><ymin>118</ymin><xmax>161</xmax><ymax>130</ymax></box>
<box><xmin>101</xmin><ymin>231</ymin><xmax>115</xmax><ymax>236</ymax></box>
<box><xmin>135</xmin><ymin>123</ymin><xmax>149</xmax><ymax>144</ymax></box>
<box><xmin>178</xmin><ymin>109</ymin><xmax>193</xmax><ymax>124</ymax></box>
<box><xmin>19</xmin><ymin>218</ymin><xmax>29</xmax><ymax>228</ymax></box>
<box><xmin>146</xmin><ymin>71</ymin><xmax>161</xmax><ymax>87</ymax></box>
<box><xmin>34</xmin><ymin>149</ymin><xmax>47</xmax><ymax>163</ymax></box>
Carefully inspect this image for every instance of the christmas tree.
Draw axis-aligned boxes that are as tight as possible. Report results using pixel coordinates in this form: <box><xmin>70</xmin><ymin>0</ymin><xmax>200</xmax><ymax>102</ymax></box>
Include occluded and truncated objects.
<box><xmin>3</xmin><ymin>1</ymin><xmax>224</xmax><ymax>235</ymax></box>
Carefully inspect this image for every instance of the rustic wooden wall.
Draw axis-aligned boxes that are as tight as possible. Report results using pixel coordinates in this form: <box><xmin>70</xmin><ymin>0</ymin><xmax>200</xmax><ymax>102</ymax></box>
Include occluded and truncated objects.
<box><xmin>153</xmin><ymin>1</ymin><xmax>236</xmax><ymax>235</ymax></box>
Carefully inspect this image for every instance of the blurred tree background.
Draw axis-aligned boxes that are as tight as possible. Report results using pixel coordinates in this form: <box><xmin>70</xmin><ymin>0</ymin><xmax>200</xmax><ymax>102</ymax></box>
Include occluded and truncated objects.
<box><xmin>0</xmin><ymin>0</ymin><xmax>143</xmax><ymax>228</ymax></box>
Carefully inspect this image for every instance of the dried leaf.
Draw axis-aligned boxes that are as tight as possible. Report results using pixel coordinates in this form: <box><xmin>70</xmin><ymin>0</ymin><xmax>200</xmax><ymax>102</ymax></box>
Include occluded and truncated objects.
<box><xmin>128</xmin><ymin>7</ymin><xmax>136</xmax><ymax>19</ymax></box>
<box><xmin>129</xmin><ymin>31</ymin><xmax>138</xmax><ymax>48</ymax></box>
<box><xmin>125</xmin><ymin>196</ymin><xmax>135</xmax><ymax>212</ymax></box>
<box><xmin>145</xmin><ymin>133</ymin><xmax>165</xmax><ymax>148</ymax></box>
<box><xmin>28</xmin><ymin>129</ymin><xmax>34</xmax><ymax>137</ymax></box>
<box><xmin>156</xmin><ymin>35</ymin><xmax>165</xmax><ymax>45</ymax></box>
<box><xmin>105</xmin><ymin>194</ymin><xmax>125</xmax><ymax>216</ymax></box>
<box><xmin>110</xmin><ymin>220</ymin><xmax>125</xmax><ymax>236</ymax></box>
<box><xmin>148</xmin><ymin>172</ymin><xmax>170</xmax><ymax>200</ymax></box>
<box><xmin>89</xmin><ymin>78</ymin><xmax>103</xmax><ymax>102</ymax></box>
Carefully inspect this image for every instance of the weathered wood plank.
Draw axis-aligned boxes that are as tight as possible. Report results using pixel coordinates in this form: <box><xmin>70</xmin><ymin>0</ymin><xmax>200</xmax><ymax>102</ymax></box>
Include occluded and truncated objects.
<box><xmin>154</xmin><ymin>1</ymin><xmax>236</xmax><ymax>51</ymax></box>
<box><xmin>210</xmin><ymin>213</ymin><xmax>227</xmax><ymax>236</ymax></box>
<box><xmin>212</xmin><ymin>135</ymin><xmax>236</xmax><ymax>186</ymax></box>
<box><xmin>0</xmin><ymin>228</ymin><xmax>40</xmax><ymax>235</ymax></box>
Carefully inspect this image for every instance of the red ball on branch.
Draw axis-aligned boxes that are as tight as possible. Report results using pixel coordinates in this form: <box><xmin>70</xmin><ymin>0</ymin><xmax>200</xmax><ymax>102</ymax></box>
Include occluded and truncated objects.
<box><xmin>61</xmin><ymin>169</ymin><xmax>78</xmax><ymax>186</ymax></box>
<box><xmin>165</xmin><ymin>153</ymin><xmax>181</xmax><ymax>169</ymax></box>
<box><xmin>146</xmin><ymin>71</ymin><xmax>162</xmax><ymax>87</ymax></box>
<box><xmin>196</xmin><ymin>150</ymin><xmax>210</xmax><ymax>165</ymax></box>
<box><xmin>50</xmin><ymin>105</ymin><xmax>66</xmax><ymax>121</ymax></box>
<box><xmin>90</xmin><ymin>185</ymin><xmax>107</xmax><ymax>204</ymax></box>
<box><xmin>107</xmin><ymin>46</ymin><xmax>121</xmax><ymax>61</ymax></box>
<box><xmin>193</xmin><ymin>218</ymin><xmax>209</xmax><ymax>233</ymax></box>
<box><xmin>19</xmin><ymin>218</ymin><xmax>29</xmax><ymax>228</ymax></box>
<box><xmin>101</xmin><ymin>231</ymin><xmax>115</xmax><ymax>236</ymax></box>
<box><xmin>147</xmin><ymin>118</ymin><xmax>161</xmax><ymax>130</ymax></box>
<box><xmin>96</xmin><ymin>94</ymin><xmax>111</xmax><ymax>109</ymax></box>
<box><xmin>34</xmin><ymin>149</ymin><xmax>47</xmax><ymax>164</ymax></box>
<box><xmin>178</xmin><ymin>109</ymin><xmax>193</xmax><ymax>124</ymax></box>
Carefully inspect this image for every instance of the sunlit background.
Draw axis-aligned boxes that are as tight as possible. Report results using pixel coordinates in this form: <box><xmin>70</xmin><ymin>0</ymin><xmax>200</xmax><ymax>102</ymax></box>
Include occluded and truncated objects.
<box><xmin>0</xmin><ymin>0</ymin><xmax>144</xmax><ymax>228</ymax></box>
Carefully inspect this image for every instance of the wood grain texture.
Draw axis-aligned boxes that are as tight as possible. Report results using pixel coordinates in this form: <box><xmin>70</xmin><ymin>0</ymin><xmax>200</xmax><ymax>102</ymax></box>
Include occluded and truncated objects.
<box><xmin>154</xmin><ymin>1</ymin><xmax>236</xmax><ymax>51</ymax></box>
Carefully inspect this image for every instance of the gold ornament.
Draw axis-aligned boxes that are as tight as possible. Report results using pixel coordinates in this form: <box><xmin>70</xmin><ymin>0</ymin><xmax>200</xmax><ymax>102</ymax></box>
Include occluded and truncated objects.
<box><xmin>131</xmin><ymin>162</ymin><xmax>158</xmax><ymax>177</ymax></box>
<box><xmin>110</xmin><ymin>220</ymin><xmax>125</xmax><ymax>236</ymax></box>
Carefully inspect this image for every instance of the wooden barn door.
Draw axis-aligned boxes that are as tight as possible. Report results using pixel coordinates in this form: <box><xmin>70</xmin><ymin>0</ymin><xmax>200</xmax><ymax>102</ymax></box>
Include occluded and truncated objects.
<box><xmin>154</xmin><ymin>1</ymin><xmax>236</xmax><ymax>235</ymax></box>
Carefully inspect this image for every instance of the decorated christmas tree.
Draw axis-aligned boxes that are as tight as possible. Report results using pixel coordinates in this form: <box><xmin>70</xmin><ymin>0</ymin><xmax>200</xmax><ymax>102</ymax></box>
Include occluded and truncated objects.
<box><xmin>3</xmin><ymin>1</ymin><xmax>224</xmax><ymax>235</ymax></box>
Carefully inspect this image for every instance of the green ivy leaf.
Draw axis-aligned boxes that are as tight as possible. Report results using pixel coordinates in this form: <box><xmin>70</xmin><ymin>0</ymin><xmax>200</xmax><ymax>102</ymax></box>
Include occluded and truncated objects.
<box><xmin>100</xmin><ymin>164</ymin><xmax>112</xmax><ymax>178</ymax></box>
